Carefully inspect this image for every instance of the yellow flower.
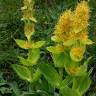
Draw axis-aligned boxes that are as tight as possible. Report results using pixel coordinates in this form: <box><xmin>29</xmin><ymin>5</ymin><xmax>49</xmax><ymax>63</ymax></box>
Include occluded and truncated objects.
<box><xmin>23</xmin><ymin>41</ymin><xmax>32</xmax><ymax>49</ymax></box>
<box><xmin>70</xmin><ymin>45</ymin><xmax>85</xmax><ymax>61</ymax></box>
<box><xmin>68</xmin><ymin>67</ymin><xmax>78</xmax><ymax>75</ymax></box>
<box><xmin>73</xmin><ymin>1</ymin><xmax>89</xmax><ymax>33</ymax></box>
<box><xmin>51</xmin><ymin>1</ymin><xmax>91</xmax><ymax>47</ymax></box>
<box><xmin>22</xmin><ymin>8</ymin><xmax>37</xmax><ymax>22</ymax></box>
<box><xmin>52</xmin><ymin>33</ymin><xmax>69</xmax><ymax>42</ymax></box>
<box><xmin>27</xmin><ymin>0</ymin><xmax>32</xmax><ymax>3</ymax></box>
<box><xmin>24</xmin><ymin>23</ymin><xmax>35</xmax><ymax>39</ymax></box>
<box><xmin>22</xmin><ymin>0</ymin><xmax>36</xmax><ymax>22</ymax></box>
<box><xmin>52</xmin><ymin>10</ymin><xmax>73</xmax><ymax>42</ymax></box>
<box><xmin>22</xmin><ymin>0</ymin><xmax>37</xmax><ymax>40</ymax></box>
<box><xmin>23</xmin><ymin>0</ymin><xmax>33</xmax><ymax>7</ymax></box>
<box><xmin>79</xmin><ymin>31</ymin><xmax>88</xmax><ymax>41</ymax></box>
<box><xmin>54</xmin><ymin>10</ymin><xmax>72</xmax><ymax>36</ymax></box>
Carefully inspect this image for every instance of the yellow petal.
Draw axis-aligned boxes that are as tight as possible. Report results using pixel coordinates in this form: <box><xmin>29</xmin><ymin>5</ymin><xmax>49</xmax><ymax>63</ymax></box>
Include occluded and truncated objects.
<box><xmin>70</xmin><ymin>45</ymin><xmax>85</xmax><ymax>62</ymax></box>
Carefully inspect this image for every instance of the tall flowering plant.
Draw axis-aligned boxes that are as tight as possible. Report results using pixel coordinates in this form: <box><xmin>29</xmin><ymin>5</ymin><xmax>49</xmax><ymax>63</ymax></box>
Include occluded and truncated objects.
<box><xmin>40</xmin><ymin>1</ymin><xmax>93</xmax><ymax>96</ymax></box>
<box><xmin>12</xmin><ymin>1</ymin><xmax>93</xmax><ymax>96</ymax></box>
<box><xmin>12</xmin><ymin>0</ymin><xmax>45</xmax><ymax>83</ymax></box>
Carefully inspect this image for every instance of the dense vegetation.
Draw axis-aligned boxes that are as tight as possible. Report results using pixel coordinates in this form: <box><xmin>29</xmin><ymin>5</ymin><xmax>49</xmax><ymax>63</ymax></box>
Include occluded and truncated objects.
<box><xmin>0</xmin><ymin>0</ymin><xmax>96</xmax><ymax>96</ymax></box>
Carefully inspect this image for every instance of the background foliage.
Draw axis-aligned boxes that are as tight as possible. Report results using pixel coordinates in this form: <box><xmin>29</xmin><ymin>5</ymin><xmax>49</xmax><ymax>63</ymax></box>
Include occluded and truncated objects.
<box><xmin>0</xmin><ymin>0</ymin><xmax>96</xmax><ymax>96</ymax></box>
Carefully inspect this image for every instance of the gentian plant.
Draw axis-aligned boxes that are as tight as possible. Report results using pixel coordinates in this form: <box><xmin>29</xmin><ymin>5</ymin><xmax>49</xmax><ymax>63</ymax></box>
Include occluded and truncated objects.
<box><xmin>12</xmin><ymin>1</ymin><xmax>93</xmax><ymax>96</ymax></box>
<box><xmin>43</xmin><ymin>1</ymin><xmax>93</xmax><ymax>96</ymax></box>
<box><xmin>12</xmin><ymin>0</ymin><xmax>45</xmax><ymax>87</ymax></box>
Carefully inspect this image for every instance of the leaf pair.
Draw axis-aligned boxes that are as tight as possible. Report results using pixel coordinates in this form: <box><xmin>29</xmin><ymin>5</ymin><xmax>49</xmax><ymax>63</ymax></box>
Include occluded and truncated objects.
<box><xmin>15</xmin><ymin>39</ymin><xmax>45</xmax><ymax>49</ymax></box>
<box><xmin>12</xmin><ymin>64</ymin><xmax>41</xmax><ymax>83</ymax></box>
<box><xmin>12</xmin><ymin>48</ymin><xmax>41</xmax><ymax>82</ymax></box>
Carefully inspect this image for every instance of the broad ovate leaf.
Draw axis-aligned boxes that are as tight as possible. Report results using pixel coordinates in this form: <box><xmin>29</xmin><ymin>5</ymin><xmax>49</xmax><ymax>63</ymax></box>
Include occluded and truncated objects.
<box><xmin>32</xmin><ymin>41</ymin><xmax>45</xmax><ymax>48</ymax></box>
<box><xmin>28</xmin><ymin>49</ymin><xmax>40</xmax><ymax>65</ymax></box>
<box><xmin>51</xmin><ymin>35</ymin><xmax>61</xmax><ymax>42</ymax></box>
<box><xmin>63</xmin><ymin>39</ymin><xmax>76</xmax><ymax>46</ymax></box>
<box><xmin>12</xmin><ymin>64</ymin><xmax>32</xmax><ymax>82</ymax></box>
<box><xmin>15</xmin><ymin>39</ymin><xmax>32</xmax><ymax>49</ymax></box>
<box><xmin>31</xmin><ymin>69</ymin><xmax>41</xmax><ymax>83</ymax></box>
<box><xmin>81</xmin><ymin>39</ymin><xmax>94</xmax><ymax>45</ymax></box>
<box><xmin>39</xmin><ymin>63</ymin><xmax>62</xmax><ymax>88</ymax></box>
<box><xmin>47</xmin><ymin>44</ymin><xmax>64</xmax><ymax>54</ymax></box>
<box><xmin>18</xmin><ymin>56</ymin><xmax>30</xmax><ymax>66</ymax></box>
<box><xmin>52</xmin><ymin>52</ymin><xmax>69</xmax><ymax>67</ymax></box>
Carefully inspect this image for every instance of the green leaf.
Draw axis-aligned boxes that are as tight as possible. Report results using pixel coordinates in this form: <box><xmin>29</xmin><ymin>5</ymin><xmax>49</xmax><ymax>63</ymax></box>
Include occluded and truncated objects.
<box><xmin>32</xmin><ymin>41</ymin><xmax>45</xmax><ymax>48</ymax></box>
<box><xmin>52</xmin><ymin>53</ymin><xmax>68</xmax><ymax>67</ymax></box>
<box><xmin>60</xmin><ymin>86</ymin><xmax>81</xmax><ymax>96</ymax></box>
<box><xmin>12</xmin><ymin>64</ymin><xmax>32</xmax><ymax>82</ymax></box>
<box><xmin>15</xmin><ymin>39</ymin><xmax>26</xmax><ymax>49</ymax></box>
<box><xmin>72</xmin><ymin>75</ymin><xmax>91</xmax><ymax>95</ymax></box>
<box><xmin>39</xmin><ymin>64</ymin><xmax>61</xmax><ymax>88</ymax></box>
<box><xmin>73</xmin><ymin>64</ymin><xmax>87</xmax><ymax>76</ymax></box>
<box><xmin>64</xmin><ymin>61</ymin><xmax>87</xmax><ymax>76</ymax></box>
<box><xmin>15</xmin><ymin>39</ymin><xmax>45</xmax><ymax>49</ymax></box>
<box><xmin>32</xmin><ymin>69</ymin><xmax>41</xmax><ymax>83</ymax></box>
<box><xmin>47</xmin><ymin>45</ymin><xmax>64</xmax><ymax>54</ymax></box>
<box><xmin>51</xmin><ymin>36</ymin><xmax>61</xmax><ymax>42</ymax></box>
<box><xmin>63</xmin><ymin>39</ymin><xmax>76</xmax><ymax>46</ymax></box>
<box><xmin>18</xmin><ymin>56</ymin><xmax>30</xmax><ymax>66</ymax></box>
<box><xmin>81</xmin><ymin>39</ymin><xmax>94</xmax><ymax>45</ymax></box>
<box><xmin>83</xmin><ymin>57</ymin><xmax>92</xmax><ymax>70</ymax></box>
<box><xmin>60</xmin><ymin>76</ymin><xmax>72</xmax><ymax>89</ymax></box>
<box><xmin>28</xmin><ymin>49</ymin><xmax>40</xmax><ymax>65</ymax></box>
<box><xmin>73</xmin><ymin>57</ymin><xmax>92</xmax><ymax>76</ymax></box>
<box><xmin>19</xmin><ymin>49</ymin><xmax>41</xmax><ymax>66</ymax></box>
<box><xmin>15</xmin><ymin>39</ymin><xmax>32</xmax><ymax>49</ymax></box>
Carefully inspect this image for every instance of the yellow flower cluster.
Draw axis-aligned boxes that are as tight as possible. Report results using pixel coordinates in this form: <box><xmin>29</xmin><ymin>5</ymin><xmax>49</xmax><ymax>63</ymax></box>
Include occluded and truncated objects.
<box><xmin>54</xmin><ymin>10</ymin><xmax>72</xmax><ymax>42</ymax></box>
<box><xmin>21</xmin><ymin>0</ymin><xmax>36</xmax><ymax>40</ymax></box>
<box><xmin>54</xmin><ymin>10</ymin><xmax>72</xmax><ymax>34</ymax></box>
<box><xmin>73</xmin><ymin>1</ymin><xmax>89</xmax><ymax>33</ymax></box>
<box><xmin>48</xmin><ymin>1</ymin><xmax>93</xmax><ymax>62</ymax></box>
<box><xmin>53</xmin><ymin>1</ymin><xmax>90</xmax><ymax>44</ymax></box>
<box><xmin>22</xmin><ymin>0</ymin><xmax>35</xmax><ymax>21</ymax></box>
<box><xmin>70</xmin><ymin>45</ymin><xmax>85</xmax><ymax>61</ymax></box>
